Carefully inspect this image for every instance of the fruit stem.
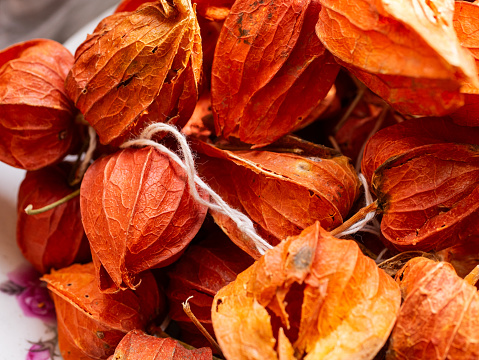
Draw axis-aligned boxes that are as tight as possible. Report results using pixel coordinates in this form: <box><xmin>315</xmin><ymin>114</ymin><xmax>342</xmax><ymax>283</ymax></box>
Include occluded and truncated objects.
<box><xmin>216</xmin><ymin>143</ymin><xmax>304</xmax><ymax>154</ymax></box>
<box><xmin>74</xmin><ymin>112</ymin><xmax>89</xmax><ymax>125</ymax></box>
<box><xmin>330</xmin><ymin>200</ymin><xmax>378</xmax><ymax>237</ymax></box>
<box><xmin>355</xmin><ymin>106</ymin><xmax>389</xmax><ymax>172</ymax></box>
<box><xmin>70</xmin><ymin>126</ymin><xmax>97</xmax><ymax>186</ymax></box>
<box><xmin>377</xmin><ymin>251</ymin><xmax>438</xmax><ymax>278</ymax></box>
<box><xmin>333</xmin><ymin>84</ymin><xmax>366</xmax><ymax>134</ymax></box>
<box><xmin>328</xmin><ymin>135</ymin><xmax>341</xmax><ymax>153</ymax></box>
<box><xmin>24</xmin><ymin>189</ymin><xmax>80</xmax><ymax>215</ymax></box>
<box><xmin>464</xmin><ymin>265</ymin><xmax>479</xmax><ymax>286</ymax></box>
<box><xmin>183</xmin><ymin>296</ymin><xmax>223</xmax><ymax>356</ymax></box>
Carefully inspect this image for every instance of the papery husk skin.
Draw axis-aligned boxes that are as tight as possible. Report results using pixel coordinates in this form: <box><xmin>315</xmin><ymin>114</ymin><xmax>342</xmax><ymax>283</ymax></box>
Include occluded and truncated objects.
<box><xmin>65</xmin><ymin>0</ymin><xmax>202</xmax><ymax>146</ymax></box>
<box><xmin>437</xmin><ymin>236</ymin><xmax>479</xmax><ymax>278</ymax></box>
<box><xmin>211</xmin><ymin>222</ymin><xmax>401</xmax><ymax>360</ymax></box>
<box><xmin>106</xmin><ymin>330</ymin><xmax>212</xmax><ymax>360</ymax></box>
<box><xmin>450</xmin><ymin>94</ymin><xmax>479</xmax><ymax>127</ymax></box>
<box><xmin>42</xmin><ymin>263</ymin><xmax>161</xmax><ymax>360</ymax></box>
<box><xmin>17</xmin><ymin>163</ymin><xmax>90</xmax><ymax>273</ymax></box>
<box><xmin>316</xmin><ymin>0</ymin><xmax>479</xmax><ymax>116</ymax></box>
<box><xmin>371</xmin><ymin>143</ymin><xmax>479</xmax><ymax>252</ymax></box>
<box><xmin>116</xmin><ymin>0</ymin><xmax>234</xmax><ymax>21</ymax></box>
<box><xmin>388</xmin><ymin>257</ymin><xmax>479</xmax><ymax>359</ymax></box>
<box><xmin>451</xmin><ymin>1</ymin><xmax>479</xmax><ymax>126</ymax></box>
<box><xmin>181</xmin><ymin>92</ymin><xmax>213</xmax><ymax>140</ymax></box>
<box><xmin>197</xmin><ymin>17</ymin><xmax>222</xmax><ymax>90</ymax></box>
<box><xmin>296</xmin><ymin>85</ymin><xmax>338</xmax><ymax>130</ymax></box>
<box><xmin>80</xmin><ymin>146</ymin><xmax>208</xmax><ymax>293</ymax></box>
<box><xmin>115</xmin><ymin>0</ymin><xmax>156</xmax><ymax>12</ymax></box>
<box><xmin>167</xmin><ymin>230</ymin><xmax>254</xmax><ymax>348</ymax></box>
<box><xmin>192</xmin><ymin>136</ymin><xmax>360</xmax><ymax>258</ymax></box>
<box><xmin>0</xmin><ymin>39</ymin><xmax>75</xmax><ymax>170</ymax></box>
<box><xmin>361</xmin><ymin>117</ymin><xmax>479</xmax><ymax>184</ymax></box>
<box><xmin>211</xmin><ymin>0</ymin><xmax>339</xmax><ymax>148</ymax></box>
<box><xmin>346</xmin><ymin>69</ymin><xmax>465</xmax><ymax>117</ymax></box>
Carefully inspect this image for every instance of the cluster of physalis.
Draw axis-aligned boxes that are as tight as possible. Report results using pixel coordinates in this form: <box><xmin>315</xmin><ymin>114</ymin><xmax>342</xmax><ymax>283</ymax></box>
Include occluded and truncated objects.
<box><xmin>1</xmin><ymin>0</ymin><xmax>479</xmax><ymax>359</ymax></box>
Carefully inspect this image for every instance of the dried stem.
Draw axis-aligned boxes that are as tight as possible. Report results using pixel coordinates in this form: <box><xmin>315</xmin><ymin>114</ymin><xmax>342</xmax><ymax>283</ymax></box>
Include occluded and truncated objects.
<box><xmin>333</xmin><ymin>85</ymin><xmax>366</xmax><ymax>134</ymax></box>
<box><xmin>215</xmin><ymin>143</ymin><xmax>304</xmax><ymax>154</ymax></box>
<box><xmin>182</xmin><ymin>296</ymin><xmax>224</xmax><ymax>356</ymax></box>
<box><xmin>68</xmin><ymin>135</ymin><xmax>90</xmax><ymax>186</ymax></box>
<box><xmin>330</xmin><ymin>200</ymin><xmax>378</xmax><ymax>237</ymax></box>
<box><xmin>378</xmin><ymin>251</ymin><xmax>438</xmax><ymax>278</ymax></box>
<box><xmin>74</xmin><ymin>112</ymin><xmax>89</xmax><ymax>126</ymax></box>
<box><xmin>24</xmin><ymin>189</ymin><xmax>80</xmax><ymax>215</ymax></box>
<box><xmin>328</xmin><ymin>135</ymin><xmax>341</xmax><ymax>153</ymax></box>
<box><xmin>464</xmin><ymin>265</ymin><xmax>479</xmax><ymax>286</ymax></box>
<box><xmin>355</xmin><ymin>106</ymin><xmax>389</xmax><ymax>172</ymax></box>
<box><xmin>70</xmin><ymin>126</ymin><xmax>97</xmax><ymax>186</ymax></box>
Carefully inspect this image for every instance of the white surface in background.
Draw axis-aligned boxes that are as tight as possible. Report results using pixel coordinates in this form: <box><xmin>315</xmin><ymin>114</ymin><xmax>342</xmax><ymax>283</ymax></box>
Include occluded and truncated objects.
<box><xmin>0</xmin><ymin>0</ymin><xmax>120</xmax><ymax>49</ymax></box>
<box><xmin>63</xmin><ymin>6</ymin><xmax>117</xmax><ymax>54</ymax></box>
<box><xmin>0</xmin><ymin>5</ymin><xmax>115</xmax><ymax>359</ymax></box>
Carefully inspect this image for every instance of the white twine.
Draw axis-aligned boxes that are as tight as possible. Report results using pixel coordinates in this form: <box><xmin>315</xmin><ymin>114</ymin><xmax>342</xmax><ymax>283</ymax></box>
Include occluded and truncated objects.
<box><xmin>159</xmin><ymin>314</ymin><xmax>171</xmax><ymax>331</ymax></box>
<box><xmin>374</xmin><ymin>248</ymin><xmax>388</xmax><ymax>264</ymax></box>
<box><xmin>334</xmin><ymin>173</ymin><xmax>380</xmax><ymax>238</ymax></box>
<box><xmin>120</xmin><ymin>123</ymin><xmax>273</xmax><ymax>255</ymax></box>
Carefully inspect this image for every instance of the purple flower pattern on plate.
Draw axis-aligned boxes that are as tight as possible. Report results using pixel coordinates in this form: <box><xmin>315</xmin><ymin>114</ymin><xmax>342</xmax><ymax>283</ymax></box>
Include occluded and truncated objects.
<box><xmin>26</xmin><ymin>344</ymin><xmax>52</xmax><ymax>360</ymax></box>
<box><xmin>26</xmin><ymin>331</ymin><xmax>60</xmax><ymax>360</ymax></box>
<box><xmin>1</xmin><ymin>264</ymin><xmax>59</xmax><ymax>359</ymax></box>
<box><xmin>0</xmin><ymin>264</ymin><xmax>56</xmax><ymax>323</ymax></box>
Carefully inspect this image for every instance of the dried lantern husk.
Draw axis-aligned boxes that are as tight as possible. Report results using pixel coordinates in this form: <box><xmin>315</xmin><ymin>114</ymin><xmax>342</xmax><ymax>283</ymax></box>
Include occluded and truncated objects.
<box><xmin>371</xmin><ymin>143</ymin><xmax>479</xmax><ymax>252</ymax></box>
<box><xmin>114</xmin><ymin>6</ymin><xmax>223</xmax><ymax>101</ymax></box>
<box><xmin>193</xmin><ymin>0</ymin><xmax>234</xmax><ymax>21</ymax></box>
<box><xmin>211</xmin><ymin>222</ymin><xmax>401</xmax><ymax>359</ymax></box>
<box><xmin>106</xmin><ymin>330</ymin><xmax>212</xmax><ymax>360</ymax></box>
<box><xmin>41</xmin><ymin>263</ymin><xmax>162</xmax><ymax>360</ymax></box>
<box><xmin>451</xmin><ymin>1</ymin><xmax>479</xmax><ymax>127</ymax></box>
<box><xmin>450</xmin><ymin>93</ymin><xmax>479</xmax><ymax>127</ymax></box>
<box><xmin>17</xmin><ymin>163</ymin><xmax>90</xmax><ymax>273</ymax></box>
<box><xmin>167</xmin><ymin>227</ymin><xmax>254</xmax><ymax>348</ymax></box>
<box><xmin>65</xmin><ymin>0</ymin><xmax>202</xmax><ymax>146</ymax></box>
<box><xmin>181</xmin><ymin>92</ymin><xmax>213</xmax><ymax>140</ymax></box>
<box><xmin>80</xmin><ymin>146</ymin><xmax>208</xmax><ymax>293</ymax></box>
<box><xmin>360</xmin><ymin>117</ymin><xmax>479</xmax><ymax>252</ymax></box>
<box><xmin>0</xmin><ymin>39</ymin><xmax>76</xmax><ymax>170</ymax></box>
<box><xmin>437</xmin><ymin>236</ymin><xmax>479</xmax><ymax>278</ymax></box>
<box><xmin>316</xmin><ymin>0</ymin><xmax>479</xmax><ymax>116</ymax></box>
<box><xmin>116</xmin><ymin>0</ymin><xmax>233</xmax><ymax>21</ymax></box>
<box><xmin>197</xmin><ymin>16</ymin><xmax>222</xmax><ymax>89</ymax></box>
<box><xmin>388</xmin><ymin>257</ymin><xmax>479</xmax><ymax>359</ymax></box>
<box><xmin>191</xmin><ymin>136</ymin><xmax>360</xmax><ymax>258</ymax></box>
<box><xmin>211</xmin><ymin>0</ymin><xmax>339</xmax><ymax>147</ymax></box>
<box><xmin>361</xmin><ymin>117</ymin><xmax>479</xmax><ymax>184</ymax></box>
